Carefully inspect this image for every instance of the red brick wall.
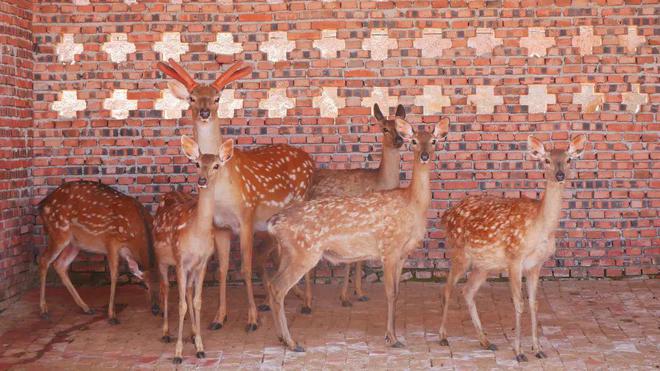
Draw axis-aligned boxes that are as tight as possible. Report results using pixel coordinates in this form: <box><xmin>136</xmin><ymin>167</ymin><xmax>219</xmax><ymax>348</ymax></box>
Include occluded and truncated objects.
<box><xmin>27</xmin><ymin>1</ymin><xmax>658</xmax><ymax>288</ymax></box>
<box><xmin>0</xmin><ymin>0</ymin><xmax>33</xmax><ymax>310</ymax></box>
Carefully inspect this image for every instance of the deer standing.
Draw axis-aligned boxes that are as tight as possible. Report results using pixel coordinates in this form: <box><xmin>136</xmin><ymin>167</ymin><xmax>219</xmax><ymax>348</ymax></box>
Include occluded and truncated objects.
<box><xmin>439</xmin><ymin>134</ymin><xmax>587</xmax><ymax>362</ymax></box>
<box><xmin>38</xmin><ymin>181</ymin><xmax>158</xmax><ymax>324</ymax></box>
<box><xmin>266</xmin><ymin>119</ymin><xmax>449</xmax><ymax>351</ymax></box>
<box><xmin>154</xmin><ymin>136</ymin><xmax>229</xmax><ymax>364</ymax></box>
<box><xmin>157</xmin><ymin>57</ymin><xmax>315</xmax><ymax>331</ymax></box>
<box><xmin>310</xmin><ymin>103</ymin><xmax>406</xmax><ymax>307</ymax></box>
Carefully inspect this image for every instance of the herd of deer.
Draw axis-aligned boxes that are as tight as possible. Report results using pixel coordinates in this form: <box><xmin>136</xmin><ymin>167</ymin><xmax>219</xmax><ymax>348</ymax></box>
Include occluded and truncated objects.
<box><xmin>37</xmin><ymin>58</ymin><xmax>587</xmax><ymax>364</ymax></box>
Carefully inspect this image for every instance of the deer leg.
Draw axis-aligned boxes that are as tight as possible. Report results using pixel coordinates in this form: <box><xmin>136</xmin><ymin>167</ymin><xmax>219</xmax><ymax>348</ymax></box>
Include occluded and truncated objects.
<box><xmin>192</xmin><ymin>260</ymin><xmax>208</xmax><ymax>359</ymax></box>
<box><xmin>106</xmin><ymin>246</ymin><xmax>120</xmax><ymax>324</ymax></box>
<box><xmin>39</xmin><ymin>235</ymin><xmax>71</xmax><ymax>318</ymax></box>
<box><xmin>186</xmin><ymin>279</ymin><xmax>195</xmax><ymax>338</ymax></box>
<box><xmin>52</xmin><ymin>245</ymin><xmax>93</xmax><ymax>316</ymax></box>
<box><xmin>439</xmin><ymin>256</ymin><xmax>468</xmax><ymax>346</ymax></box>
<box><xmin>210</xmin><ymin>230</ymin><xmax>230</xmax><ymax>330</ymax></box>
<box><xmin>239</xmin><ymin>221</ymin><xmax>259</xmax><ymax>332</ymax></box>
<box><xmin>340</xmin><ymin>264</ymin><xmax>352</xmax><ymax>307</ymax></box>
<box><xmin>526</xmin><ymin>265</ymin><xmax>545</xmax><ymax>359</ymax></box>
<box><xmin>463</xmin><ymin>268</ymin><xmax>494</xmax><ymax>350</ymax></box>
<box><xmin>300</xmin><ymin>272</ymin><xmax>312</xmax><ymax>314</ymax></box>
<box><xmin>255</xmin><ymin>237</ymin><xmax>273</xmax><ymax>312</ymax></box>
<box><xmin>354</xmin><ymin>261</ymin><xmax>368</xmax><ymax>301</ymax></box>
<box><xmin>173</xmin><ymin>266</ymin><xmax>189</xmax><ymax>364</ymax></box>
<box><xmin>383</xmin><ymin>258</ymin><xmax>403</xmax><ymax>348</ymax></box>
<box><xmin>159</xmin><ymin>263</ymin><xmax>172</xmax><ymax>343</ymax></box>
<box><xmin>509</xmin><ymin>263</ymin><xmax>526</xmax><ymax>362</ymax></box>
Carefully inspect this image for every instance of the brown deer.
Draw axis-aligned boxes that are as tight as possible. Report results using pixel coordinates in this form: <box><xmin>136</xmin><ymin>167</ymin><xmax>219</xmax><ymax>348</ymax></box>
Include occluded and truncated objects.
<box><xmin>154</xmin><ymin>135</ymin><xmax>229</xmax><ymax>364</ymax></box>
<box><xmin>266</xmin><ymin>118</ymin><xmax>449</xmax><ymax>351</ymax></box>
<box><xmin>439</xmin><ymin>134</ymin><xmax>587</xmax><ymax>362</ymax></box>
<box><xmin>310</xmin><ymin>103</ymin><xmax>406</xmax><ymax>307</ymax></box>
<box><xmin>38</xmin><ymin>181</ymin><xmax>158</xmax><ymax>324</ymax></box>
<box><xmin>158</xmin><ymin>57</ymin><xmax>316</xmax><ymax>331</ymax></box>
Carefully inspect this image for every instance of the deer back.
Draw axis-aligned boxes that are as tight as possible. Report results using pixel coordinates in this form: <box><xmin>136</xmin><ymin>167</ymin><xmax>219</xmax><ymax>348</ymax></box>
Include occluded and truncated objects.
<box><xmin>442</xmin><ymin>195</ymin><xmax>542</xmax><ymax>256</ymax></box>
<box><xmin>311</xmin><ymin>168</ymin><xmax>382</xmax><ymax>199</ymax></box>
<box><xmin>39</xmin><ymin>181</ymin><xmax>155</xmax><ymax>268</ymax></box>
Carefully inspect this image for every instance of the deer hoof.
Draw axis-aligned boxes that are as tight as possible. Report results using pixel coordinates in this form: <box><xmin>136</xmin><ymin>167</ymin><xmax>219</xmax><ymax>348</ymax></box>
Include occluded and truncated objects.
<box><xmin>516</xmin><ymin>354</ymin><xmax>528</xmax><ymax>362</ymax></box>
<box><xmin>300</xmin><ymin>306</ymin><xmax>312</xmax><ymax>315</ymax></box>
<box><xmin>341</xmin><ymin>300</ymin><xmax>352</xmax><ymax>307</ymax></box>
<box><xmin>208</xmin><ymin>322</ymin><xmax>223</xmax><ymax>331</ymax></box>
<box><xmin>357</xmin><ymin>296</ymin><xmax>369</xmax><ymax>302</ymax></box>
<box><xmin>172</xmin><ymin>357</ymin><xmax>183</xmax><ymax>364</ymax></box>
<box><xmin>161</xmin><ymin>335</ymin><xmax>172</xmax><ymax>343</ymax></box>
<box><xmin>257</xmin><ymin>304</ymin><xmax>271</xmax><ymax>312</ymax></box>
<box><xmin>196</xmin><ymin>351</ymin><xmax>205</xmax><ymax>359</ymax></box>
<box><xmin>108</xmin><ymin>317</ymin><xmax>120</xmax><ymax>325</ymax></box>
<box><xmin>486</xmin><ymin>343</ymin><xmax>498</xmax><ymax>351</ymax></box>
<box><xmin>83</xmin><ymin>308</ymin><xmax>95</xmax><ymax>315</ymax></box>
<box><xmin>292</xmin><ymin>344</ymin><xmax>305</xmax><ymax>352</ymax></box>
<box><xmin>391</xmin><ymin>341</ymin><xmax>405</xmax><ymax>348</ymax></box>
<box><xmin>151</xmin><ymin>304</ymin><xmax>161</xmax><ymax>316</ymax></box>
<box><xmin>439</xmin><ymin>338</ymin><xmax>449</xmax><ymax>346</ymax></box>
<box><xmin>535</xmin><ymin>351</ymin><xmax>547</xmax><ymax>359</ymax></box>
<box><xmin>245</xmin><ymin>323</ymin><xmax>258</xmax><ymax>333</ymax></box>
<box><xmin>40</xmin><ymin>312</ymin><xmax>50</xmax><ymax>320</ymax></box>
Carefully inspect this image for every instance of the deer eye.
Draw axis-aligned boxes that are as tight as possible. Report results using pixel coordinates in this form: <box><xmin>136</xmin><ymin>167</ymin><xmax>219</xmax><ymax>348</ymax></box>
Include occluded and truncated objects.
<box><xmin>214</xmin><ymin>97</ymin><xmax>220</xmax><ymax>103</ymax></box>
<box><xmin>431</xmin><ymin>139</ymin><xmax>437</xmax><ymax>145</ymax></box>
<box><xmin>567</xmin><ymin>158</ymin><xmax>572</xmax><ymax>163</ymax></box>
<box><xmin>189</xmin><ymin>97</ymin><xmax>196</xmax><ymax>102</ymax></box>
<box><xmin>545</xmin><ymin>159</ymin><xmax>551</xmax><ymax>164</ymax></box>
<box><xmin>213</xmin><ymin>164</ymin><xmax>219</xmax><ymax>170</ymax></box>
<box><xmin>412</xmin><ymin>139</ymin><xmax>418</xmax><ymax>145</ymax></box>
<box><xmin>383</xmin><ymin>128</ymin><xmax>389</xmax><ymax>133</ymax></box>
<box><xmin>195</xmin><ymin>162</ymin><xmax>200</xmax><ymax>168</ymax></box>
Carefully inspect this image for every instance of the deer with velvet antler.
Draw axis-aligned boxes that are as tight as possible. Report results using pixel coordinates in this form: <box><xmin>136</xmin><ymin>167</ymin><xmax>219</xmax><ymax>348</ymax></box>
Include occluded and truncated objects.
<box><xmin>156</xmin><ymin>57</ymin><xmax>315</xmax><ymax>332</ymax></box>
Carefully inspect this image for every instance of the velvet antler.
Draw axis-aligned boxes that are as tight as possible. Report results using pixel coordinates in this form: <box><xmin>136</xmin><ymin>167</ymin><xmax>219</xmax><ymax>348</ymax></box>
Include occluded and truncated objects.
<box><xmin>156</xmin><ymin>58</ymin><xmax>198</xmax><ymax>91</ymax></box>
<box><xmin>211</xmin><ymin>57</ymin><xmax>253</xmax><ymax>91</ymax></box>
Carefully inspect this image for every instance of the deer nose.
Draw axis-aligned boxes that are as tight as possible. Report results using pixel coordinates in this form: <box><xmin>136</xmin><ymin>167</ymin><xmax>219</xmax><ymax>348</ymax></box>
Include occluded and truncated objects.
<box><xmin>555</xmin><ymin>171</ymin><xmax>565</xmax><ymax>182</ymax></box>
<box><xmin>197</xmin><ymin>177</ymin><xmax>208</xmax><ymax>187</ymax></box>
<box><xmin>420</xmin><ymin>152</ymin><xmax>430</xmax><ymax>162</ymax></box>
<box><xmin>199</xmin><ymin>109</ymin><xmax>211</xmax><ymax>119</ymax></box>
<box><xmin>394</xmin><ymin>136</ymin><xmax>404</xmax><ymax>148</ymax></box>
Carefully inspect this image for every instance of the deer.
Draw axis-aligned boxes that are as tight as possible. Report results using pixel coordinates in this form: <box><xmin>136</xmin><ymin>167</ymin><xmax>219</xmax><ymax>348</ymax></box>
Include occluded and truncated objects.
<box><xmin>309</xmin><ymin>103</ymin><xmax>406</xmax><ymax>307</ymax></box>
<box><xmin>438</xmin><ymin>134</ymin><xmax>587</xmax><ymax>362</ymax></box>
<box><xmin>266</xmin><ymin>118</ymin><xmax>450</xmax><ymax>351</ymax></box>
<box><xmin>153</xmin><ymin>135</ymin><xmax>230</xmax><ymax>364</ymax></box>
<box><xmin>157</xmin><ymin>57</ymin><xmax>315</xmax><ymax>331</ymax></box>
<box><xmin>37</xmin><ymin>181</ymin><xmax>159</xmax><ymax>324</ymax></box>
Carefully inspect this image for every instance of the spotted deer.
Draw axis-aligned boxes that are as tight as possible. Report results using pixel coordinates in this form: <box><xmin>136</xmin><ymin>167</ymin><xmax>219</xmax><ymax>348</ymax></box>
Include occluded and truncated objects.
<box><xmin>310</xmin><ymin>103</ymin><xmax>406</xmax><ymax>307</ymax></box>
<box><xmin>266</xmin><ymin>118</ymin><xmax>449</xmax><ymax>351</ymax></box>
<box><xmin>439</xmin><ymin>134</ymin><xmax>587</xmax><ymax>362</ymax></box>
<box><xmin>158</xmin><ymin>57</ymin><xmax>315</xmax><ymax>331</ymax></box>
<box><xmin>38</xmin><ymin>181</ymin><xmax>158</xmax><ymax>324</ymax></box>
<box><xmin>154</xmin><ymin>136</ymin><xmax>229</xmax><ymax>364</ymax></box>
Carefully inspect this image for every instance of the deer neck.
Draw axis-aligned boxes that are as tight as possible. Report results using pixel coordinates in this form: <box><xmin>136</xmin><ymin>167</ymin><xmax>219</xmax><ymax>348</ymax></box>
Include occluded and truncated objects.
<box><xmin>406</xmin><ymin>158</ymin><xmax>431</xmax><ymax>210</ymax></box>
<box><xmin>377</xmin><ymin>145</ymin><xmax>401</xmax><ymax>189</ymax></box>
<box><xmin>538</xmin><ymin>180</ymin><xmax>565</xmax><ymax>233</ymax></box>
<box><xmin>194</xmin><ymin>118</ymin><xmax>223</xmax><ymax>154</ymax></box>
<box><xmin>194</xmin><ymin>184</ymin><xmax>216</xmax><ymax>232</ymax></box>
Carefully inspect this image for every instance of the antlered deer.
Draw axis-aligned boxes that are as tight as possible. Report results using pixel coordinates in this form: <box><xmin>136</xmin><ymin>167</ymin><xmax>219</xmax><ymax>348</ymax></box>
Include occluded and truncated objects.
<box><xmin>38</xmin><ymin>181</ymin><xmax>158</xmax><ymax>324</ymax></box>
<box><xmin>266</xmin><ymin>118</ymin><xmax>449</xmax><ymax>351</ymax></box>
<box><xmin>154</xmin><ymin>135</ymin><xmax>229</xmax><ymax>364</ymax></box>
<box><xmin>158</xmin><ymin>58</ymin><xmax>315</xmax><ymax>331</ymax></box>
<box><xmin>439</xmin><ymin>134</ymin><xmax>587</xmax><ymax>362</ymax></box>
<box><xmin>310</xmin><ymin>103</ymin><xmax>406</xmax><ymax>307</ymax></box>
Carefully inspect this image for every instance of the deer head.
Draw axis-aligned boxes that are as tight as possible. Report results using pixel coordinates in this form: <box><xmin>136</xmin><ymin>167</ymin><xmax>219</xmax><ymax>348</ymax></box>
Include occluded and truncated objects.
<box><xmin>157</xmin><ymin>57</ymin><xmax>252</xmax><ymax>123</ymax></box>
<box><xmin>396</xmin><ymin>118</ymin><xmax>450</xmax><ymax>164</ymax></box>
<box><xmin>527</xmin><ymin>134</ymin><xmax>587</xmax><ymax>183</ymax></box>
<box><xmin>373</xmin><ymin>103</ymin><xmax>407</xmax><ymax>149</ymax></box>
<box><xmin>181</xmin><ymin>135</ymin><xmax>229</xmax><ymax>189</ymax></box>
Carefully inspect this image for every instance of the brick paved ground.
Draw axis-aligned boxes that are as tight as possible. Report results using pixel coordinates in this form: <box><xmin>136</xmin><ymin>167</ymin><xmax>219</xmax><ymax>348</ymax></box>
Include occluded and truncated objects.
<box><xmin>0</xmin><ymin>280</ymin><xmax>658</xmax><ymax>370</ymax></box>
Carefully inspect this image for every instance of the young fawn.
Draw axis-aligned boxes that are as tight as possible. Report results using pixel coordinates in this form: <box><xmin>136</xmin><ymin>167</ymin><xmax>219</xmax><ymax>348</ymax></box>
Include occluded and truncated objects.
<box><xmin>439</xmin><ymin>134</ymin><xmax>587</xmax><ymax>362</ymax></box>
<box><xmin>266</xmin><ymin>118</ymin><xmax>449</xmax><ymax>351</ymax></box>
<box><xmin>38</xmin><ymin>181</ymin><xmax>158</xmax><ymax>324</ymax></box>
<box><xmin>310</xmin><ymin>103</ymin><xmax>406</xmax><ymax>307</ymax></box>
<box><xmin>153</xmin><ymin>135</ymin><xmax>228</xmax><ymax>364</ymax></box>
<box><xmin>158</xmin><ymin>58</ymin><xmax>315</xmax><ymax>331</ymax></box>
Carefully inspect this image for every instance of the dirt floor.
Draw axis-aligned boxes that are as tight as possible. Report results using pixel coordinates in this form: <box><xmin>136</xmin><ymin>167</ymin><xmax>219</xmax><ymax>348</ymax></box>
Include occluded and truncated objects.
<box><xmin>0</xmin><ymin>280</ymin><xmax>658</xmax><ymax>370</ymax></box>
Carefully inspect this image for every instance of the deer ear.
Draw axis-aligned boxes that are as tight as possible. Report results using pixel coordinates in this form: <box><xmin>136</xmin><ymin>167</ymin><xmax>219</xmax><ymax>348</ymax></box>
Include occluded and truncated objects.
<box><xmin>218</xmin><ymin>139</ymin><xmax>234</xmax><ymax>163</ymax></box>
<box><xmin>395</xmin><ymin>104</ymin><xmax>406</xmax><ymax>119</ymax></box>
<box><xmin>433</xmin><ymin>118</ymin><xmax>449</xmax><ymax>139</ymax></box>
<box><xmin>373</xmin><ymin>103</ymin><xmax>385</xmax><ymax>122</ymax></box>
<box><xmin>568</xmin><ymin>134</ymin><xmax>587</xmax><ymax>159</ymax></box>
<box><xmin>527</xmin><ymin>135</ymin><xmax>546</xmax><ymax>160</ymax></box>
<box><xmin>394</xmin><ymin>118</ymin><xmax>414</xmax><ymax>140</ymax></box>
<box><xmin>168</xmin><ymin>81</ymin><xmax>189</xmax><ymax>100</ymax></box>
<box><xmin>181</xmin><ymin>135</ymin><xmax>200</xmax><ymax>162</ymax></box>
